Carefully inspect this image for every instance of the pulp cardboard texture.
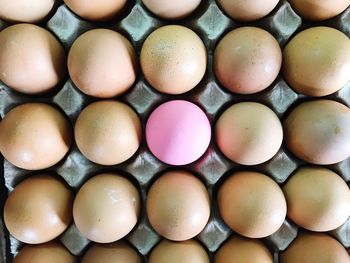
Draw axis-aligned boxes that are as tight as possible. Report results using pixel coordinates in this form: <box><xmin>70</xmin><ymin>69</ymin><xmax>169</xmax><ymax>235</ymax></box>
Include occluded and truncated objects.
<box><xmin>0</xmin><ymin>0</ymin><xmax>350</xmax><ymax>262</ymax></box>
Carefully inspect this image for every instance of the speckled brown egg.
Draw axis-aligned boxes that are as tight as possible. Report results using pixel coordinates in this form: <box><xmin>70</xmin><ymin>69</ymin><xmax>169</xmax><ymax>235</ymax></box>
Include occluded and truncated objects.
<box><xmin>215</xmin><ymin>236</ymin><xmax>273</xmax><ymax>263</ymax></box>
<box><xmin>74</xmin><ymin>100</ymin><xmax>141</xmax><ymax>165</ymax></box>
<box><xmin>68</xmin><ymin>29</ymin><xmax>137</xmax><ymax>98</ymax></box>
<box><xmin>280</xmin><ymin>233</ymin><xmax>350</xmax><ymax>263</ymax></box>
<box><xmin>142</xmin><ymin>0</ymin><xmax>201</xmax><ymax>19</ymax></box>
<box><xmin>4</xmin><ymin>175</ymin><xmax>74</xmax><ymax>244</ymax></box>
<box><xmin>13</xmin><ymin>242</ymin><xmax>76</xmax><ymax>263</ymax></box>
<box><xmin>147</xmin><ymin>171</ymin><xmax>210</xmax><ymax>241</ymax></box>
<box><xmin>73</xmin><ymin>173</ymin><xmax>141</xmax><ymax>243</ymax></box>
<box><xmin>218</xmin><ymin>171</ymin><xmax>287</xmax><ymax>238</ymax></box>
<box><xmin>0</xmin><ymin>103</ymin><xmax>72</xmax><ymax>170</ymax></box>
<box><xmin>214</xmin><ymin>27</ymin><xmax>282</xmax><ymax>94</ymax></box>
<box><xmin>140</xmin><ymin>25</ymin><xmax>207</xmax><ymax>94</ymax></box>
<box><xmin>149</xmin><ymin>239</ymin><xmax>210</xmax><ymax>263</ymax></box>
<box><xmin>284</xmin><ymin>100</ymin><xmax>350</xmax><ymax>165</ymax></box>
<box><xmin>283</xmin><ymin>27</ymin><xmax>350</xmax><ymax>97</ymax></box>
<box><xmin>0</xmin><ymin>24</ymin><xmax>66</xmax><ymax>94</ymax></box>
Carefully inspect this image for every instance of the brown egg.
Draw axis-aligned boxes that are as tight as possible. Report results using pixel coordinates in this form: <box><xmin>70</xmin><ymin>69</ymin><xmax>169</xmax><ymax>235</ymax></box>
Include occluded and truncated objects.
<box><xmin>147</xmin><ymin>171</ymin><xmax>210</xmax><ymax>241</ymax></box>
<box><xmin>74</xmin><ymin>100</ymin><xmax>141</xmax><ymax>165</ymax></box>
<box><xmin>217</xmin><ymin>0</ymin><xmax>279</xmax><ymax>21</ymax></box>
<box><xmin>0</xmin><ymin>103</ymin><xmax>72</xmax><ymax>170</ymax></box>
<box><xmin>215</xmin><ymin>102</ymin><xmax>283</xmax><ymax>165</ymax></box>
<box><xmin>149</xmin><ymin>239</ymin><xmax>210</xmax><ymax>263</ymax></box>
<box><xmin>283</xmin><ymin>27</ymin><xmax>350</xmax><ymax>97</ymax></box>
<box><xmin>68</xmin><ymin>29</ymin><xmax>137</xmax><ymax>98</ymax></box>
<box><xmin>289</xmin><ymin>0</ymin><xmax>349</xmax><ymax>21</ymax></box>
<box><xmin>0</xmin><ymin>24</ymin><xmax>66</xmax><ymax>94</ymax></box>
<box><xmin>214</xmin><ymin>27</ymin><xmax>282</xmax><ymax>94</ymax></box>
<box><xmin>142</xmin><ymin>0</ymin><xmax>201</xmax><ymax>19</ymax></box>
<box><xmin>218</xmin><ymin>171</ymin><xmax>286</xmax><ymax>238</ymax></box>
<box><xmin>4</xmin><ymin>175</ymin><xmax>74</xmax><ymax>244</ymax></box>
<box><xmin>82</xmin><ymin>241</ymin><xmax>141</xmax><ymax>263</ymax></box>
<box><xmin>283</xmin><ymin>167</ymin><xmax>350</xmax><ymax>232</ymax></box>
<box><xmin>63</xmin><ymin>0</ymin><xmax>127</xmax><ymax>21</ymax></box>
<box><xmin>280</xmin><ymin>233</ymin><xmax>350</xmax><ymax>263</ymax></box>
<box><xmin>73</xmin><ymin>173</ymin><xmax>141</xmax><ymax>243</ymax></box>
<box><xmin>215</xmin><ymin>236</ymin><xmax>273</xmax><ymax>263</ymax></box>
<box><xmin>13</xmin><ymin>242</ymin><xmax>76</xmax><ymax>263</ymax></box>
<box><xmin>0</xmin><ymin>0</ymin><xmax>55</xmax><ymax>23</ymax></box>
<box><xmin>284</xmin><ymin>100</ymin><xmax>350</xmax><ymax>165</ymax></box>
<box><xmin>140</xmin><ymin>25</ymin><xmax>207</xmax><ymax>94</ymax></box>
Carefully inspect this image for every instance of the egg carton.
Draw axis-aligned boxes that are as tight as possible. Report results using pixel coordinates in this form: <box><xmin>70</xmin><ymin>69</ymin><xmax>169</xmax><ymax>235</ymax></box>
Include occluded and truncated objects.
<box><xmin>1</xmin><ymin>0</ymin><xmax>350</xmax><ymax>262</ymax></box>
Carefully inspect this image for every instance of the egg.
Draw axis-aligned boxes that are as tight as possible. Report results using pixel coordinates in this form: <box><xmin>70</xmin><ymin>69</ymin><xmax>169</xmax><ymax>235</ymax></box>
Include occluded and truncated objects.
<box><xmin>68</xmin><ymin>29</ymin><xmax>137</xmax><ymax>98</ymax></box>
<box><xmin>280</xmin><ymin>233</ymin><xmax>350</xmax><ymax>263</ymax></box>
<box><xmin>146</xmin><ymin>171</ymin><xmax>210</xmax><ymax>241</ymax></box>
<box><xmin>215</xmin><ymin>236</ymin><xmax>273</xmax><ymax>263</ymax></box>
<box><xmin>149</xmin><ymin>239</ymin><xmax>210</xmax><ymax>263</ymax></box>
<box><xmin>0</xmin><ymin>24</ymin><xmax>66</xmax><ymax>94</ymax></box>
<box><xmin>215</xmin><ymin>102</ymin><xmax>283</xmax><ymax>165</ymax></box>
<box><xmin>0</xmin><ymin>103</ymin><xmax>72</xmax><ymax>170</ymax></box>
<box><xmin>81</xmin><ymin>241</ymin><xmax>141</xmax><ymax>263</ymax></box>
<box><xmin>283</xmin><ymin>167</ymin><xmax>350</xmax><ymax>231</ymax></box>
<box><xmin>13</xmin><ymin>242</ymin><xmax>76</xmax><ymax>263</ymax></box>
<box><xmin>217</xmin><ymin>171</ymin><xmax>286</xmax><ymax>238</ymax></box>
<box><xmin>0</xmin><ymin>0</ymin><xmax>55</xmax><ymax>23</ymax></box>
<box><xmin>4</xmin><ymin>175</ymin><xmax>74</xmax><ymax>244</ymax></box>
<box><xmin>284</xmin><ymin>100</ymin><xmax>350</xmax><ymax>165</ymax></box>
<box><xmin>74</xmin><ymin>100</ymin><xmax>141</xmax><ymax>165</ymax></box>
<box><xmin>142</xmin><ymin>0</ymin><xmax>201</xmax><ymax>19</ymax></box>
<box><xmin>63</xmin><ymin>0</ymin><xmax>127</xmax><ymax>21</ymax></box>
<box><xmin>73</xmin><ymin>173</ymin><xmax>141</xmax><ymax>243</ymax></box>
<box><xmin>283</xmin><ymin>27</ymin><xmax>350</xmax><ymax>97</ymax></box>
<box><xmin>289</xmin><ymin>0</ymin><xmax>349</xmax><ymax>21</ymax></box>
<box><xmin>214</xmin><ymin>27</ymin><xmax>282</xmax><ymax>94</ymax></box>
<box><xmin>217</xmin><ymin>0</ymin><xmax>279</xmax><ymax>21</ymax></box>
<box><xmin>140</xmin><ymin>25</ymin><xmax>207</xmax><ymax>94</ymax></box>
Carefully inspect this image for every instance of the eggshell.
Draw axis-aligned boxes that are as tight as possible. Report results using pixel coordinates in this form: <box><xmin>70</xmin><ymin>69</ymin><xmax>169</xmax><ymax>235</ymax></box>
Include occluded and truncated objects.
<box><xmin>68</xmin><ymin>29</ymin><xmax>137</xmax><ymax>98</ymax></box>
<box><xmin>280</xmin><ymin>233</ymin><xmax>350</xmax><ymax>263</ymax></box>
<box><xmin>142</xmin><ymin>0</ymin><xmax>201</xmax><ymax>19</ymax></box>
<box><xmin>217</xmin><ymin>171</ymin><xmax>287</xmax><ymax>238</ymax></box>
<box><xmin>73</xmin><ymin>173</ymin><xmax>141</xmax><ymax>243</ymax></box>
<box><xmin>74</xmin><ymin>100</ymin><xmax>141</xmax><ymax>165</ymax></box>
<box><xmin>146</xmin><ymin>171</ymin><xmax>210</xmax><ymax>241</ymax></box>
<box><xmin>140</xmin><ymin>25</ymin><xmax>207</xmax><ymax>94</ymax></box>
<box><xmin>4</xmin><ymin>175</ymin><xmax>74</xmax><ymax>244</ymax></box>
<box><xmin>0</xmin><ymin>103</ymin><xmax>72</xmax><ymax>170</ymax></box>
<box><xmin>149</xmin><ymin>239</ymin><xmax>210</xmax><ymax>263</ymax></box>
<box><xmin>284</xmin><ymin>100</ymin><xmax>350</xmax><ymax>165</ymax></box>
<box><xmin>215</xmin><ymin>102</ymin><xmax>283</xmax><ymax>165</ymax></box>
<box><xmin>283</xmin><ymin>27</ymin><xmax>350</xmax><ymax>97</ymax></box>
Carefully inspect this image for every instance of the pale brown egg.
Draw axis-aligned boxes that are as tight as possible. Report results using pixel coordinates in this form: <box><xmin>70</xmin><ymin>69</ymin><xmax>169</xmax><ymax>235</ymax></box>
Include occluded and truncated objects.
<box><xmin>74</xmin><ymin>100</ymin><xmax>141</xmax><ymax>165</ymax></box>
<box><xmin>142</xmin><ymin>0</ymin><xmax>201</xmax><ymax>19</ymax></box>
<box><xmin>140</xmin><ymin>25</ymin><xmax>207</xmax><ymax>94</ymax></box>
<box><xmin>73</xmin><ymin>173</ymin><xmax>141</xmax><ymax>243</ymax></box>
<box><xmin>214</xmin><ymin>27</ymin><xmax>282</xmax><ymax>94</ymax></box>
<box><xmin>0</xmin><ymin>24</ymin><xmax>66</xmax><ymax>94</ymax></box>
<box><xmin>217</xmin><ymin>171</ymin><xmax>287</xmax><ymax>238</ymax></box>
<box><xmin>215</xmin><ymin>236</ymin><xmax>273</xmax><ymax>263</ymax></box>
<box><xmin>217</xmin><ymin>0</ymin><xmax>279</xmax><ymax>21</ymax></box>
<box><xmin>4</xmin><ymin>175</ymin><xmax>74</xmax><ymax>244</ymax></box>
<box><xmin>13</xmin><ymin>242</ymin><xmax>76</xmax><ymax>263</ymax></box>
<box><xmin>82</xmin><ymin>241</ymin><xmax>141</xmax><ymax>263</ymax></box>
<box><xmin>149</xmin><ymin>239</ymin><xmax>210</xmax><ymax>263</ymax></box>
<box><xmin>284</xmin><ymin>100</ymin><xmax>350</xmax><ymax>165</ymax></box>
<box><xmin>283</xmin><ymin>27</ymin><xmax>350</xmax><ymax>97</ymax></box>
<box><xmin>68</xmin><ymin>29</ymin><xmax>137</xmax><ymax>98</ymax></box>
<box><xmin>283</xmin><ymin>167</ymin><xmax>350</xmax><ymax>232</ymax></box>
<box><xmin>146</xmin><ymin>171</ymin><xmax>210</xmax><ymax>241</ymax></box>
<box><xmin>280</xmin><ymin>233</ymin><xmax>350</xmax><ymax>263</ymax></box>
<box><xmin>0</xmin><ymin>103</ymin><xmax>72</xmax><ymax>170</ymax></box>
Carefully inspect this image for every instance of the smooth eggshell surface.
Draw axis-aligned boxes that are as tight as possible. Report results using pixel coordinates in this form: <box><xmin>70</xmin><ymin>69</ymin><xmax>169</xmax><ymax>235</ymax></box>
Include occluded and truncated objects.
<box><xmin>142</xmin><ymin>0</ymin><xmax>201</xmax><ymax>19</ymax></box>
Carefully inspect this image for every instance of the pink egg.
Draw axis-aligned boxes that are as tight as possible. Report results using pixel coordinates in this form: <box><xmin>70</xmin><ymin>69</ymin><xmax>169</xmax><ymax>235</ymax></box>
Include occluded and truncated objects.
<box><xmin>146</xmin><ymin>100</ymin><xmax>211</xmax><ymax>165</ymax></box>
